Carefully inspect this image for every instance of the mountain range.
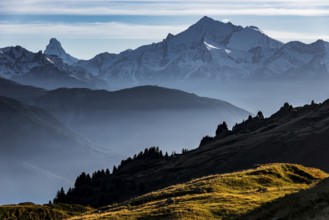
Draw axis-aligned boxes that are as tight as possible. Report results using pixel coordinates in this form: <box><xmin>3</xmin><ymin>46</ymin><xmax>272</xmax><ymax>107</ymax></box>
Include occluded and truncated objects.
<box><xmin>0</xmin><ymin>45</ymin><xmax>105</xmax><ymax>89</ymax></box>
<box><xmin>75</xmin><ymin>16</ymin><xmax>329</xmax><ymax>85</ymax></box>
<box><xmin>1</xmin><ymin>16</ymin><xmax>329</xmax><ymax>89</ymax></box>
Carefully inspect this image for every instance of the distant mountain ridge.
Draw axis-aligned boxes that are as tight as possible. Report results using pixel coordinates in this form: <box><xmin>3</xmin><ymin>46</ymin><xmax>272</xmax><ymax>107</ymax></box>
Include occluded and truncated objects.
<box><xmin>0</xmin><ymin>77</ymin><xmax>46</xmax><ymax>102</ymax></box>
<box><xmin>1</xmin><ymin>16</ymin><xmax>329</xmax><ymax>89</ymax></box>
<box><xmin>75</xmin><ymin>16</ymin><xmax>329</xmax><ymax>85</ymax></box>
<box><xmin>0</xmin><ymin>45</ymin><xmax>105</xmax><ymax>89</ymax></box>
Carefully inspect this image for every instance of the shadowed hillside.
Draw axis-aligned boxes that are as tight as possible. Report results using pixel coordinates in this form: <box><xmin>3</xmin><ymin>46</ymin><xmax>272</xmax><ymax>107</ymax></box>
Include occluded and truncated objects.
<box><xmin>0</xmin><ymin>77</ymin><xmax>46</xmax><ymax>102</ymax></box>
<box><xmin>54</xmin><ymin>99</ymin><xmax>329</xmax><ymax>207</ymax></box>
<box><xmin>245</xmin><ymin>176</ymin><xmax>329</xmax><ymax>219</ymax></box>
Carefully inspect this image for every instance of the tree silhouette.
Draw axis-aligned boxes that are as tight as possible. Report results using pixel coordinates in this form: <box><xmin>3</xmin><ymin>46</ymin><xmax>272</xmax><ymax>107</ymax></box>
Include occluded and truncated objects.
<box><xmin>216</xmin><ymin>121</ymin><xmax>228</xmax><ymax>136</ymax></box>
<box><xmin>112</xmin><ymin>165</ymin><xmax>118</xmax><ymax>174</ymax></box>
<box><xmin>53</xmin><ymin>187</ymin><xmax>66</xmax><ymax>203</ymax></box>
<box><xmin>257</xmin><ymin>111</ymin><xmax>264</xmax><ymax>119</ymax></box>
<box><xmin>199</xmin><ymin>135</ymin><xmax>214</xmax><ymax>146</ymax></box>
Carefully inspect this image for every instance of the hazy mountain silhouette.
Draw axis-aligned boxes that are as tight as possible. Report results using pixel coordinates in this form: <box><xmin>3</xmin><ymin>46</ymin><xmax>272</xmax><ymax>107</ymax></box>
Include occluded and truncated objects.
<box><xmin>0</xmin><ymin>77</ymin><xmax>46</xmax><ymax>102</ymax></box>
<box><xmin>32</xmin><ymin>85</ymin><xmax>251</xmax><ymax>154</ymax></box>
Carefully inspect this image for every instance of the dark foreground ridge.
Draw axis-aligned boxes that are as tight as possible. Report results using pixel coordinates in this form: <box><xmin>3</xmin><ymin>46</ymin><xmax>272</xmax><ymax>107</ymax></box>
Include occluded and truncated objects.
<box><xmin>55</xmin><ymin>99</ymin><xmax>329</xmax><ymax>207</ymax></box>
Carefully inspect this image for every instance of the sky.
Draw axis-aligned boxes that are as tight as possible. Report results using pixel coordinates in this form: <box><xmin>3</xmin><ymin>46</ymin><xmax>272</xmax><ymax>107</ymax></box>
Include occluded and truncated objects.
<box><xmin>1</xmin><ymin>0</ymin><xmax>329</xmax><ymax>59</ymax></box>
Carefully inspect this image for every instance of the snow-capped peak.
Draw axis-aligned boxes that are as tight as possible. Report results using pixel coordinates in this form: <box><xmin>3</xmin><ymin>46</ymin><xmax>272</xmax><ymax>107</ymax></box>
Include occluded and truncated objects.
<box><xmin>44</xmin><ymin>38</ymin><xmax>78</xmax><ymax>65</ymax></box>
<box><xmin>169</xmin><ymin>16</ymin><xmax>241</xmax><ymax>49</ymax></box>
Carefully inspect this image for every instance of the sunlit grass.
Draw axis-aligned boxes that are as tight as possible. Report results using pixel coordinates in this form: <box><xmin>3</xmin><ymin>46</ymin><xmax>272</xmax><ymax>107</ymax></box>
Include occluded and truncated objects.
<box><xmin>68</xmin><ymin>163</ymin><xmax>328</xmax><ymax>220</ymax></box>
<box><xmin>0</xmin><ymin>203</ymin><xmax>93</xmax><ymax>220</ymax></box>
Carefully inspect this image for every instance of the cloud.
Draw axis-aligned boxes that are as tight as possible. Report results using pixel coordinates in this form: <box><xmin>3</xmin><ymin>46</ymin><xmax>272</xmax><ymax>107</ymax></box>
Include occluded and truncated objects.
<box><xmin>0</xmin><ymin>21</ymin><xmax>187</xmax><ymax>39</ymax></box>
<box><xmin>2</xmin><ymin>20</ymin><xmax>326</xmax><ymax>44</ymax></box>
<box><xmin>1</xmin><ymin>0</ymin><xmax>329</xmax><ymax>16</ymax></box>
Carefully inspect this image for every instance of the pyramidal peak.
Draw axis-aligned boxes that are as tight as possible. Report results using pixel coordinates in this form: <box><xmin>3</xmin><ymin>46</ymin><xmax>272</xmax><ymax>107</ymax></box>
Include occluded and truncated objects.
<box><xmin>45</xmin><ymin>38</ymin><xmax>64</xmax><ymax>54</ymax></box>
<box><xmin>44</xmin><ymin>38</ymin><xmax>78</xmax><ymax>65</ymax></box>
<box><xmin>49</xmin><ymin>38</ymin><xmax>61</xmax><ymax>46</ymax></box>
<box><xmin>198</xmin><ymin>16</ymin><xmax>216</xmax><ymax>24</ymax></box>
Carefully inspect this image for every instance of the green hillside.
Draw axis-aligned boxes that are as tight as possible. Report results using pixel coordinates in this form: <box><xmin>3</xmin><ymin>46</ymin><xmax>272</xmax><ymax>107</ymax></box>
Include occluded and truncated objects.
<box><xmin>67</xmin><ymin>163</ymin><xmax>327</xmax><ymax>220</ymax></box>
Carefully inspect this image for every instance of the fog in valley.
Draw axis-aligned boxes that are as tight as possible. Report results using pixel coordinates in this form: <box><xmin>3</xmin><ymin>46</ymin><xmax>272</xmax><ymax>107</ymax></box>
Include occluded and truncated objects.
<box><xmin>148</xmin><ymin>80</ymin><xmax>329</xmax><ymax>116</ymax></box>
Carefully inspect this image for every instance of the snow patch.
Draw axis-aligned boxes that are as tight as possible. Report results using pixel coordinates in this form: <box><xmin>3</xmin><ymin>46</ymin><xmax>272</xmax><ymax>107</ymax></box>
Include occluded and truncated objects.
<box><xmin>225</xmin><ymin>49</ymin><xmax>231</xmax><ymax>54</ymax></box>
<box><xmin>69</xmin><ymin>74</ymin><xmax>80</xmax><ymax>80</ymax></box>
<box><xmin>46</xmin><ymin>57</ymin><xmax>54</xmax><ymax>64</ymax></box>
<box><xmin>204</xmin><ymin>41</ymin><xmax>220</xmax><ymax>51</ymax></box>
<box><xmin>0</xmin><ymin>50</ymin><xmax>3</xmax><ymax>54</ymax></box>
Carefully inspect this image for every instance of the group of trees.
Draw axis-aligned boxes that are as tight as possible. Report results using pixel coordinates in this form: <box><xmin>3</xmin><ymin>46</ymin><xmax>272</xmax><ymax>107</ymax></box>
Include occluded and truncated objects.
<box><xmin>200</xmin><ymin>110</ymin><xmax>267</xmax><ymax>147</ymax></box>
<box><xmin>53</xmin><ymin>146</ymin><xmax>190</xmax><ymax>206</ymax></box>
<box><xmin>200</xmin><ymin>101</ymin><xmax>306</xmax><ymax>147</ymax></box>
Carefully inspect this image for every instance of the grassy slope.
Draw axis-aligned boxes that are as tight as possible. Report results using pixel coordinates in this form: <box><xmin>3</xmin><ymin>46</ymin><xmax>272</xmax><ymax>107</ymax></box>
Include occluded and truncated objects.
<box><xmin>68</xmin><ymin>163</ymin><xmax>328</xmax><ymax>220</ymax></box>
<box><xmin>0</xmin><ymin>203</ymin><xmax>93</xmax><ymax>220</ymax></box>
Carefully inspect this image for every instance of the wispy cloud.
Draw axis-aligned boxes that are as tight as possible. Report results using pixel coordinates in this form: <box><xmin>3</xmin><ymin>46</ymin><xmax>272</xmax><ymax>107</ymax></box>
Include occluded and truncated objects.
<box><xmin>1</xmin><ymin>20</ymin><xmax>327</xmax><ymax>43</ymax></box>
<box><xmin>0</xmin><ymin>22</ymin><xmax>187</xmax><ymax>39</ymax></box>
<box><xmin>1</xmin><ymin>0</ymin><xmax>329</xmax><ymax>16</ymax></box>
